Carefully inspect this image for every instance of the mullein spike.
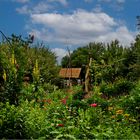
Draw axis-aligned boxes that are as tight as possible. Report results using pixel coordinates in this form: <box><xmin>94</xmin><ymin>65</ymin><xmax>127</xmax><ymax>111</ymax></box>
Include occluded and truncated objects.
<box><xmin>11</xmin><ymin>51</ymin><xmax>15</xmax><ymax>65</ymax></box>
<box><xmin>3</xmin><ymin>70</ymin><xmax>7</xmax><ymax>81</ymax></box>
<box><xmin>33</xmin><ymin>59</ymin><xmax>40</xmax><ymax>81</ymax></box>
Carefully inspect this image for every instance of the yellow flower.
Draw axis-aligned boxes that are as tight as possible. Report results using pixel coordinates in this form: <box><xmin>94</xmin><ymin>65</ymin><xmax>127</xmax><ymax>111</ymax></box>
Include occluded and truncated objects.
<box><xmin>10</xmin><ymin>51</ymin><xmax>17</xmax><ymax>66</ymax></box>
<box><xmin>3</xmin><ymin>70</ymin><xmax>6</xmax><ymax>81</ymax></box>
<box><xmin>124</xmin><ymin>114</ymin><xmax>130</xmax><ymax>118</ymax></box>
<box><xmin>11</xmin><ymin>53</ymin><xmax>15</xmax><ymax>65</ymax></box>
<box><xmin>108</xmin><ymin>107</ymin><xmax>113</xmax><ymax>111</ymax></box>
<box><xmin>33</xmin><ymin>59</ymin><xmax>40</xmax><ymax>80</ymax></box>
<box><xmin>116</xmin><ymin>109</ymin><xmax>123</xmax><ymax>115</ymax></box>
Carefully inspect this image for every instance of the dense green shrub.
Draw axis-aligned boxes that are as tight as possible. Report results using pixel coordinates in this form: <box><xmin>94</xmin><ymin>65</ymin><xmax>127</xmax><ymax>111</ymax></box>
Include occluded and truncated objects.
<box><xmin>0</xmin><ymin>101</ymin><xmax>50</xmax><ymax>139</ymax></box>
<box><xmin>0</xmin><ymin>102</ymin><xmax>26</xmax><ymax>139</ymax></box>
<box><xmin>73</xmin><ymin>90</ymin><xmax>86</xmax><ymax>100</ymax></box>
<box><xmin>69</xmin><ymin>100</ymin><xmax>89</xmax><ymax>112</ymax></box>
<box><xmin>100</xmin><ymin>79</ymin><xmax>133</xmax><ymax>97</ymax></box>
<box><xmin>121</xmin><ymin>81</ymin><xmax>140</xmax><ymax>116</ymax></box>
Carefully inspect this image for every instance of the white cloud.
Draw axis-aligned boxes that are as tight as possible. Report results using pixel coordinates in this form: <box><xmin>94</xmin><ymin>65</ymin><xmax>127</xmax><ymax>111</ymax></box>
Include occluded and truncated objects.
<box><xmin>95</xmin><ymin>26</ymin><xmax>134</xmax><ymax>46</ymax></box>
<box><xmin>30</xmin><ymin>10</ymin><xmax>134</xmax><ymax>46</ymax></box>
<box><xmin>31</xmin><ymin>10</ymin><xmax>116</xmax><ymax>36</ymax></box>
<box><xmin>26</xmin><ymin>9</ymin><xmax>135</xmax><ymax>64</ymax></box>
<box><xmin>12</xmin><ymin>0</ymin><xmax>30</xmax><ymax>3</ymax></box>
<box><xmin>16</xmin><ymin>5</ymin><xmax>30</xmax><ymax>14</ymax></box>
<box><xmin>32</xmin><ymin>2</ymin><xmax>52</xmax><ymax>14</ymax></box>
<box><xmin>51</xmin><ymin>48</ymin><xmax>68</xmax><ymax>64</ymax></box>
<box><xmin>16</xmin><ymin>2</ymin><xmax>52</xmax><ymax>14</ymax></box>
<box><xmin>47</xmin><ymin>0</ymin><xmax>68</xmax><ymax>6</ymax></box>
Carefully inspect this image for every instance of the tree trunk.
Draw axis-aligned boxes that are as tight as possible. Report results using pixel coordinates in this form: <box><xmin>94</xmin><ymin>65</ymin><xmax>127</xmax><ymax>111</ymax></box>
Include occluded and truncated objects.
<box><xmin>85</xmin><ymin>58</ymin><xmax>92</xmax><ymax>93</ymax></box>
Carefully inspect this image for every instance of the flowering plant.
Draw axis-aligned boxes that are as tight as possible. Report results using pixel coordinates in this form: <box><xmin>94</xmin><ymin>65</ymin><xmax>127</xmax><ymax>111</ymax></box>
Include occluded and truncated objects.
<box><xmin>90</xmin><ymin>103</ymin><xmax>97</xmax><ymax>107</ymax></box>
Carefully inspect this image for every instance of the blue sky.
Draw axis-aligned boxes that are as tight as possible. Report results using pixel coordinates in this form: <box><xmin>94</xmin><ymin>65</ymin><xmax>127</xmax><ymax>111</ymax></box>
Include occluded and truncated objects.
<box><xmin>0</xmin><ymin>0</ymin><xmax>140</xmax><ymax>62</ymax></box>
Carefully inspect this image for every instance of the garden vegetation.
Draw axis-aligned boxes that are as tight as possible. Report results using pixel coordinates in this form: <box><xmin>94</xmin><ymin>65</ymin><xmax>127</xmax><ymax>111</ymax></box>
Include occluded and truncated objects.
<box><xmin>0</xmin><ymin>34</ymin><xmax>140</xmax><ymax>139</ymax></box>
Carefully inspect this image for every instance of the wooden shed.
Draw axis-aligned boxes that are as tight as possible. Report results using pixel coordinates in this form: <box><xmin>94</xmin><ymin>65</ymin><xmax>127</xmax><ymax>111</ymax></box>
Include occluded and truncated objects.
<box><xmin>59</xmin><ymin>68</ymin><xmax>82</xmax><ymax>86</ymax></box>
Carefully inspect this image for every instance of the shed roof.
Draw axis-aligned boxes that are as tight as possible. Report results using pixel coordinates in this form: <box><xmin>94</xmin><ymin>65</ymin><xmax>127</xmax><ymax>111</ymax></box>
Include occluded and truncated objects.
<box><xmin>59</xmin><ymin>68</ymin><xmax>81</xmax><ymax>78</ymax></box>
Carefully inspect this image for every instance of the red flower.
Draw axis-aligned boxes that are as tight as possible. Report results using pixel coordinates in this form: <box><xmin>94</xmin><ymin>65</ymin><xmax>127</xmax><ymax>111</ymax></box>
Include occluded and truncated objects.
<box><xmin>57</xmin><ymin>124</ymin><xmax>64</xmax><ymax>127</ymax></box>
<box><xmin>90</xmin><ymin>103</ymin><xmax>97</xmax><ymax>107</ymax></box>
<box><xmin>61</xmin><ymin>98</ymin><xmax>67</xmax><ymax>105</ymax></box>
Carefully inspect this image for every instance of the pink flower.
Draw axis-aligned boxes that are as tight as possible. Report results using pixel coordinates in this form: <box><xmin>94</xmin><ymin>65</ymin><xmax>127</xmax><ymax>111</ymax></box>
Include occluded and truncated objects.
<box><xmin>90</xmin><ymin>103</ymin><xmax>97</xmax><ymax>107</ymax></box>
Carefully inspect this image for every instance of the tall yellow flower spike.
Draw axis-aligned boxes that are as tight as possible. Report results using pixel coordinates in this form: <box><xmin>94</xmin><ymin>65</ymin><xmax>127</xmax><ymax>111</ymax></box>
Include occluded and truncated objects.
<box><xmin>3</xmin><ymin>70</ymin><xmax>7</xmax><ymax>81</ymax></box>
<box><xmin>33</xmin><ymin>59</ymin><xmax>40</xmax><ymax>80</ymax></box>
<box><xmin>11</xmin><ymin>51</ymin><xmax>15</xmax><ymax>65</ymax></box>
<box><xmin>10</xmin><ymin>50</ymin><xmax>17</xmax><ymax>64</ymax></box>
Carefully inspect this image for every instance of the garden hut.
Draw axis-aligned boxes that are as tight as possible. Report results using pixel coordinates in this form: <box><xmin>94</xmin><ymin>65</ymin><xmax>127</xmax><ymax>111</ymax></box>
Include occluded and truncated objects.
<box><xmin>59</xmin><ymin>68</ymin><xmax>82</xmax><ymax>87</ymax></box>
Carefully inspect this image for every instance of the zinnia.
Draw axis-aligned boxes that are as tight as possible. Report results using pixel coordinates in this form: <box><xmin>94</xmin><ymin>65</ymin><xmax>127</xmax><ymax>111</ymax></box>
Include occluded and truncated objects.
<box><xmin>90</xmin><ymin>103</ymin><xmax>97</xmax><ymax>107</ymax></box>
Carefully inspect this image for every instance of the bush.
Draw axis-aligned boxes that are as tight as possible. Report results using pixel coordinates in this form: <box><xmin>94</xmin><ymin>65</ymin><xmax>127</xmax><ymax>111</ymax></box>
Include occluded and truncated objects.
<box><xmin>100</xmin><ymin>79</ymin><xmax>133</xmax><ymax>97</ymax></box>
<box><xmin>69</xmin><ymin>100</ymin><xmax>89</xmax><ymax>112</ymax></box>
<box><xmin>73</xmin><ymin>90</ymin><xmax>86</xmax><ymax>100</ymax></box>
<box><xmin>0</xmin><ymin>101</ymin><xmax>50</xmax><ymax>139</ymax></box>
<box><xmin>121</xmin><ymin>81</ymin><xmax>140</xmax><ymax>116</ymax></box>
<box><xmin>0</xmin><ymin>102</ymin><xmax>26</xmax><ymax>139</ymax></box>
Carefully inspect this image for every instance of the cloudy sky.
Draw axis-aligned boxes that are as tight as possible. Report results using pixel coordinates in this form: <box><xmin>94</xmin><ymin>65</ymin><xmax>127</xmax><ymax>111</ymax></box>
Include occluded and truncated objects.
<box><xmin>0</xmin><ymin>0</ymin><xmax>140</xmax><ymax>62</ymax></box>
